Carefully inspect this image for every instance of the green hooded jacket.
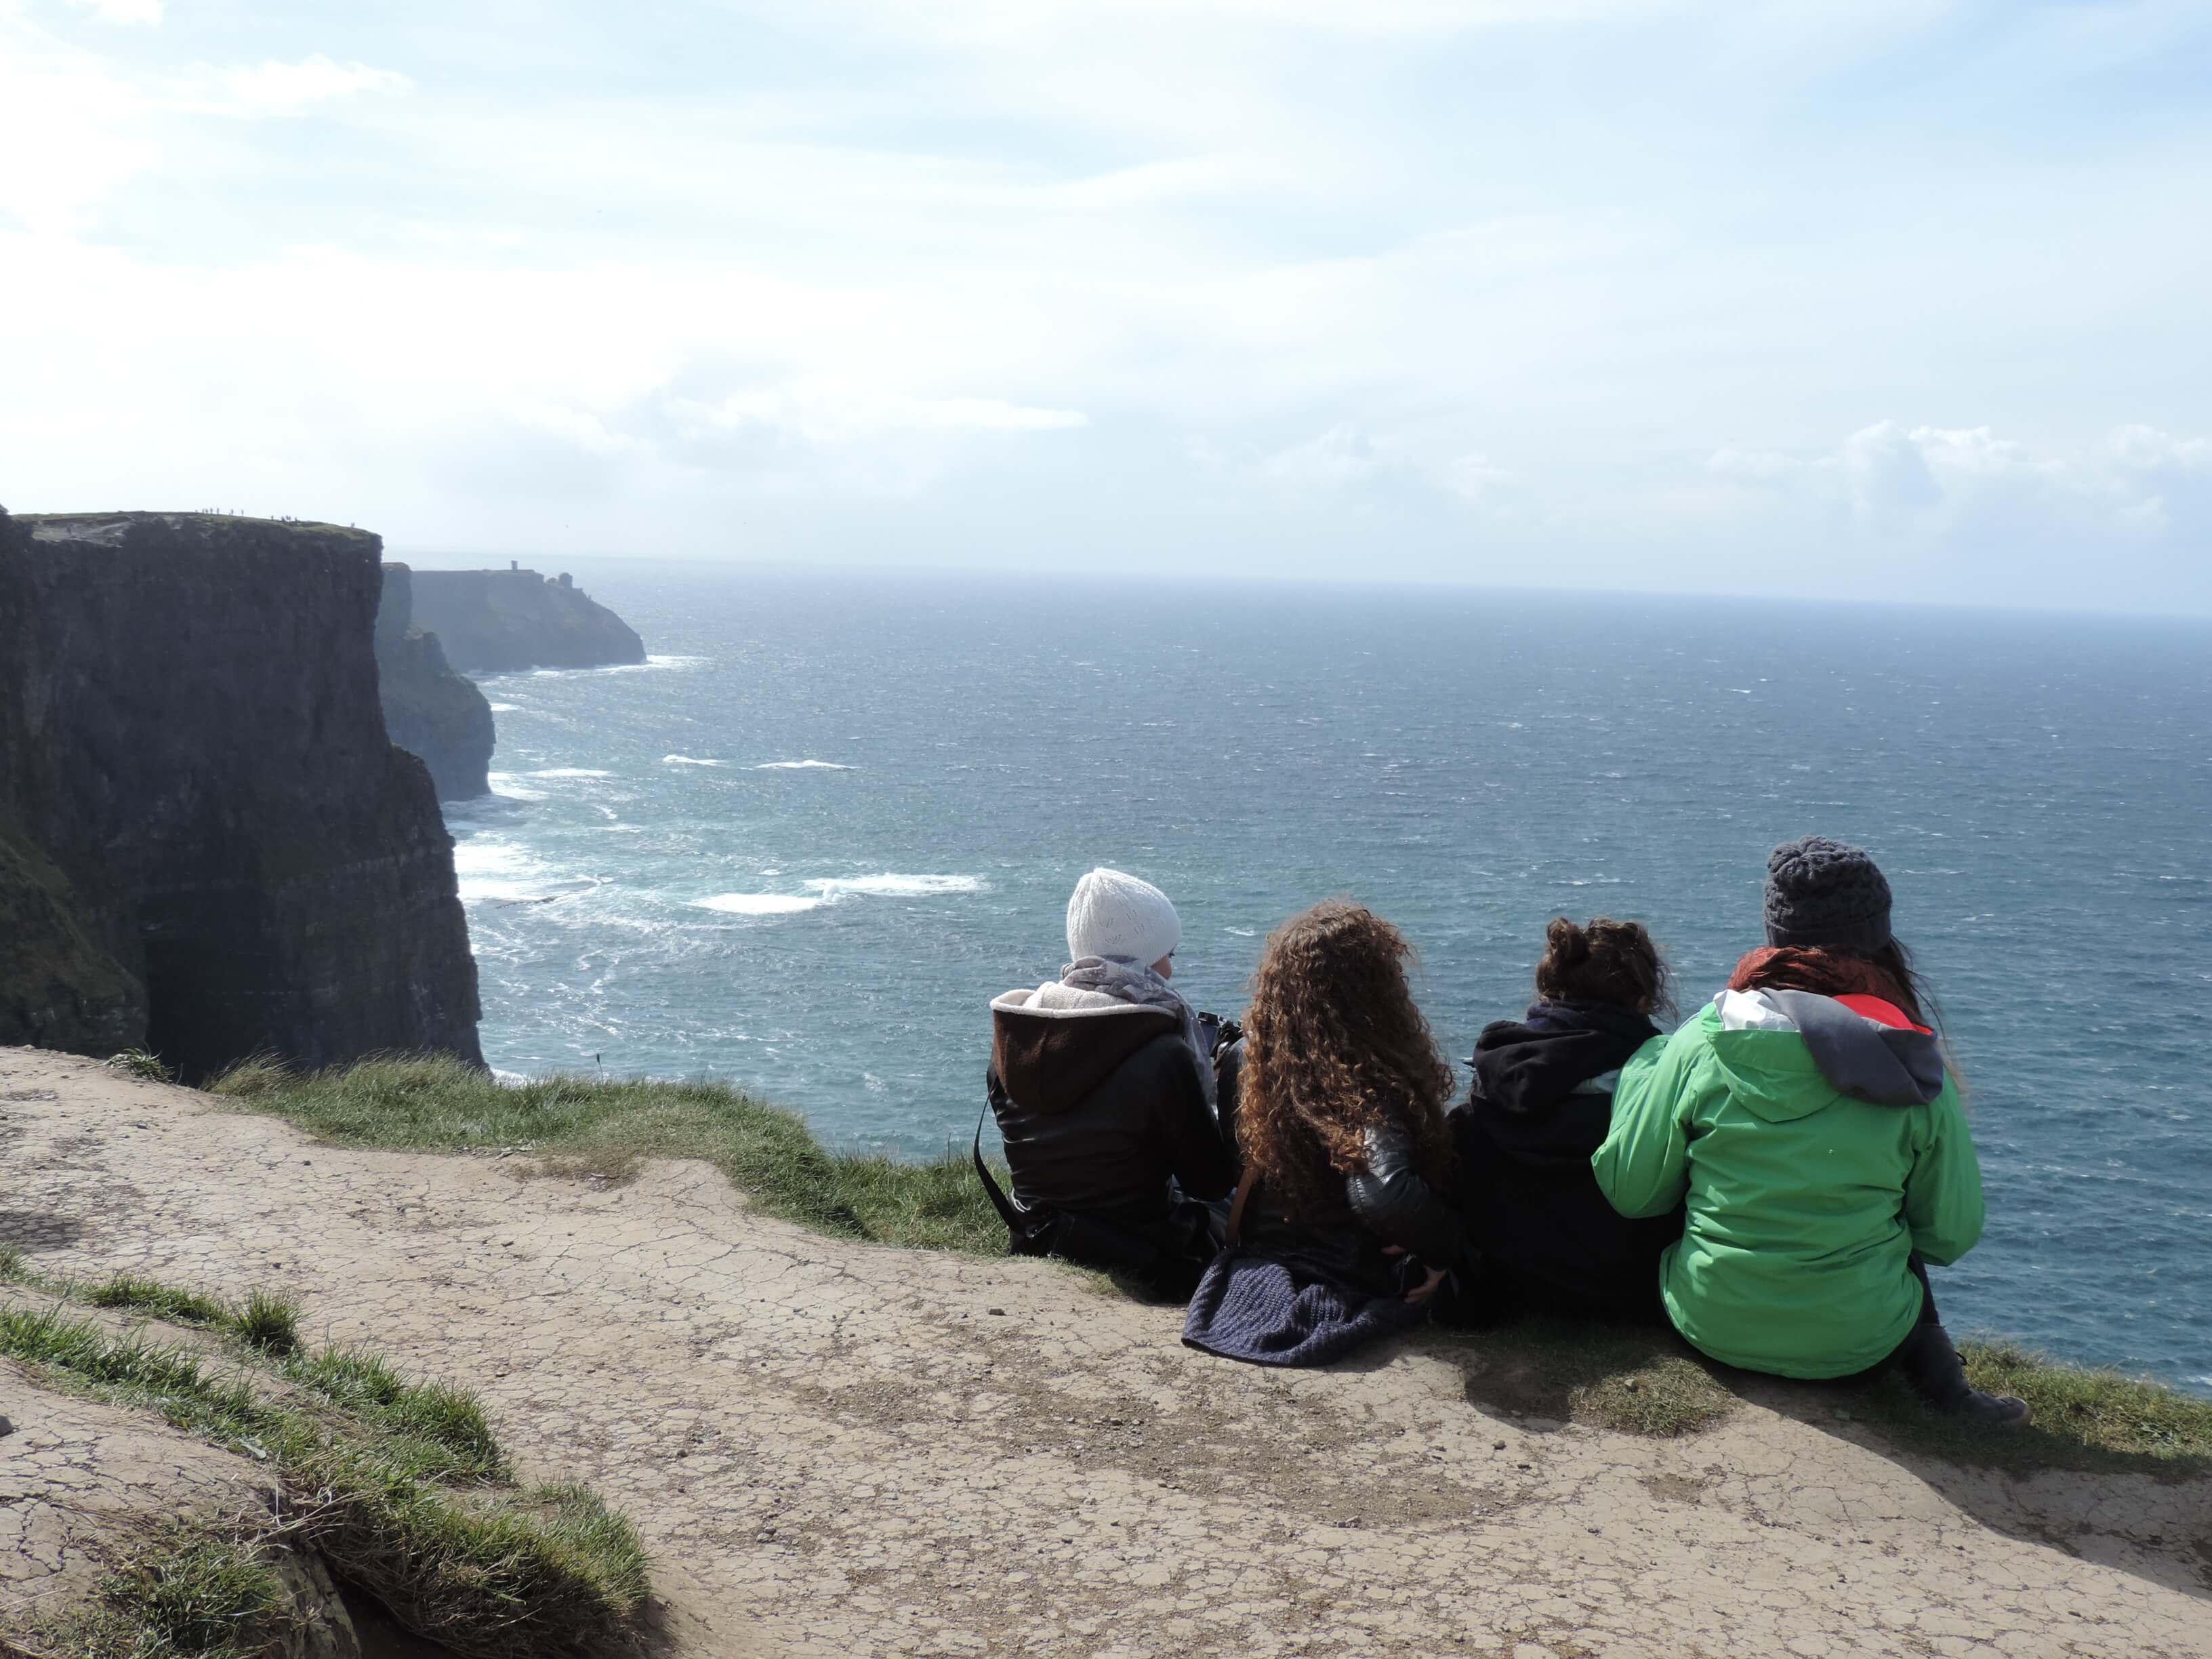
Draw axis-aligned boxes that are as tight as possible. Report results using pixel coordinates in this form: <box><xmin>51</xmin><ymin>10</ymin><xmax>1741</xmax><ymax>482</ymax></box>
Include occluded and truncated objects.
<box><xmin>1591</xmin><ymin>997</ymin><xmax>1984</xmax><ymax>1378</ymax></box>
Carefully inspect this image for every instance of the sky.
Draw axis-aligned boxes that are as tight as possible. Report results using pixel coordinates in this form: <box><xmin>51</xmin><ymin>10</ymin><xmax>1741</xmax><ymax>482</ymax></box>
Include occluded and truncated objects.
<box><xmin>2</xmin><ymin>1</ymin><xmax>2209</xmax><ymax>608</ymax></box>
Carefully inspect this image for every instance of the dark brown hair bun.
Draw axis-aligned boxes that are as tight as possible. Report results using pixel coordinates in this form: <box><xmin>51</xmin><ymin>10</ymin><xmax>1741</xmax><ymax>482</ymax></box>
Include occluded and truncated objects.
<box><xmin>1535</xmin><ymin>916</ymin><xmax>1670</xmax><ymax>1017</ymax></box>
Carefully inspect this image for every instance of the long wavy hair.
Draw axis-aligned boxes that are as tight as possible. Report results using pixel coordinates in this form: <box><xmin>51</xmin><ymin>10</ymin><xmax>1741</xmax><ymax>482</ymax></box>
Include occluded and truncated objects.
<box><xmin>1237</xmin><ymin>900</ymin><xmax>1456</xmax><ymax>1214</ymax></box>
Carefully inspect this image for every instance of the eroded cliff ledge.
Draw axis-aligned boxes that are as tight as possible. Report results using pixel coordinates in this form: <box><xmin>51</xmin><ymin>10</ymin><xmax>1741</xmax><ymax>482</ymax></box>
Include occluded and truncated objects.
<box><xmin>405</xmin><ymin>565</ymin><xmax>645</xmax><ymax>672</ymax></box>
<box><xmin>0</xmin><ymin>509</ymin><xmax>482</xmax><ymax>1080</ymax></box>
<box><xmin>374</xmin><ymin>562</ymin><xmax>495</xmax><ymax>801</ymax></box>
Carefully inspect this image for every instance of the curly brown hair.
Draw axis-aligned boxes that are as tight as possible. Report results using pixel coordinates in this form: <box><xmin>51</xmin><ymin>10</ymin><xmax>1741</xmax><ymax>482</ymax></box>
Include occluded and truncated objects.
<box><xmin>1237</xmin><ymin>900</ymin><xmax>1456</xmax><ymax>1216</ymax></box>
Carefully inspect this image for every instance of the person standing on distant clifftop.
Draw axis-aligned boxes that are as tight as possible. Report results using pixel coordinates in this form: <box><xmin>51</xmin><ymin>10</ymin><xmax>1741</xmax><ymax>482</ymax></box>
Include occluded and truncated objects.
<box><xmin>1593</xmin><ymin>836</ymin><xmax>2030</xmax><ymax>1426</ymax></box>
<box><xmin>981</xmin><ymin>868</ymin><xmax>1238</xmax><ymax>1298</ymax></box>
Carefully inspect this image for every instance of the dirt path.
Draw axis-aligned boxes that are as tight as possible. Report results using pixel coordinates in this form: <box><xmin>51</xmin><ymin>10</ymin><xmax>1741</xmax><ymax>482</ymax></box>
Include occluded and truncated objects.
<box><xmin>3</xmin><ymin>1048</ymin><xmax>2206</xmax><ymax>1658</ymax></box>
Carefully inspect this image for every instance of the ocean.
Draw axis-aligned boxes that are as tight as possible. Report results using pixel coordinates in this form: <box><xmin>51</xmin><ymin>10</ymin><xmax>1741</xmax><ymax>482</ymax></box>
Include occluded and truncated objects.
<box><xmin>440</xmin><ymin>560</ymin><xmax>2211</xmax><ymax>1393</ymax></box>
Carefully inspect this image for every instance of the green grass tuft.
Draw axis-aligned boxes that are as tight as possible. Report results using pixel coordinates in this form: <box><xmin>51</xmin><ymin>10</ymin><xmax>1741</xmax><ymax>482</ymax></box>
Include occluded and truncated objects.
<box><xmin>91</xmin><ymin>1532</ymin><xmax>284</xmax><ymax>1659</ymax></box>
<box><xmin>0</xmin><ymin>1303</ymin><xmax>638</xmax><ymax>1657</ymax></box>
<box><xmin>85</xmin><ymin>1271</ymin><xmax>233</xmax><ymax>1329</ymax></box>
<box><xmin>1959</xmin><ymin>1341</ymin><xmax>2212</xmax><ymax>1462</ymax></box>
<box><xmin>283</xmin><ymin>1347</ymin><xmax>506</xmax><ymax>1483</ymax></box>
<box><xmin>291</xmin><ymin>1343</ymin><xmax>407</xmax><ymax>1410</ymax></box>
<box><xmin>106</xmin><ymin>1048</ymin><xmax>175</xmax><ymax>1082</ymax></box>
<box><xmin>1435</xmin><ymin>1319</ymin><xmax>1741</xmax><ymax>1439</ymax></box>
<box><xmin>207</xmin><ymin>1052</ymin><xmax>1006</xmax><ymax>1253</ymax></box>
<box><xmin>236</xmin><ymin>1290</ymin><xmax>300</xmax><ymax>1357</ymax></box>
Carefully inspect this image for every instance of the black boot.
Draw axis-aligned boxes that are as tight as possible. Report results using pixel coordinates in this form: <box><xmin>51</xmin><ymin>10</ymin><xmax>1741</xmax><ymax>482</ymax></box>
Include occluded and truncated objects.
<box><xmin>1892</xmin><ymin>1319</ymin><xmax>2032</xmax><ymax>1428</ymax></box>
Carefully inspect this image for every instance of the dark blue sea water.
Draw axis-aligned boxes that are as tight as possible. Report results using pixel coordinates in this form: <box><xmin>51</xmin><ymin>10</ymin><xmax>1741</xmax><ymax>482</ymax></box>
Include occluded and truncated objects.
<box><xmin>439</xmin><ymin>561</ymin><xmax>2211</xmax><ymax>1392</ymax></box>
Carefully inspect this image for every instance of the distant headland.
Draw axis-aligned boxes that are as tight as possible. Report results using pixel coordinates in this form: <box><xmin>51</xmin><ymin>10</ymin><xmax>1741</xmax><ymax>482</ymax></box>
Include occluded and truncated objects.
<box><xmin>373</xmin><ymin>561</ymin><xmax>647</xmax><ymax>800</ymax></box>
<box><xmin>402</xmin><ymin>562</ymin><xmax>645</xmax><ymax>674</ymax></box>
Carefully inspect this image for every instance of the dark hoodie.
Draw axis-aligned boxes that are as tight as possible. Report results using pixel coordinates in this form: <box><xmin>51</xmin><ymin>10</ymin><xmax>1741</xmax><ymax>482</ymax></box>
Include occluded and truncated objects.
<box><xmin>1447</xmin><ymin>999</ymin><xmax>1677</xmax><ymax>1319</ymax></box>
<box><xmin>987</xmin><ymin>979</ymin><xmax>1236</xmax><ymax>1228</ymax></box>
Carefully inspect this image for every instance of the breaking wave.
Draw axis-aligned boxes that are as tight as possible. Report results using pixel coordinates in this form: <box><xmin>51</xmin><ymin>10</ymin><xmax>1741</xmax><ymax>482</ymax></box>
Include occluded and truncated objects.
<box><xmin>697</xmin><ymin>893</ymin><xmax>823</xmax><ymax>916</ymax></box>
<box><xmin>695</xmin><ymin>873</ymin><xmax>986</xmax><ymax>918</ymax></box>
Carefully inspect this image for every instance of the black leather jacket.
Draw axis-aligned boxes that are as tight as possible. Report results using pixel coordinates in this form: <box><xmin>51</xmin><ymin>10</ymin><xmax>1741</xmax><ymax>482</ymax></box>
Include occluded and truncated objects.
<box><xmin>1240</xmin><ymin>1107</ymin><xmax>1471</xmax><ymax>1283</ymax></box>
<box><xmin>1345</xmin><ymin>1120</ymin><xmax>1468</xmax><ymax>1267</ymax></box>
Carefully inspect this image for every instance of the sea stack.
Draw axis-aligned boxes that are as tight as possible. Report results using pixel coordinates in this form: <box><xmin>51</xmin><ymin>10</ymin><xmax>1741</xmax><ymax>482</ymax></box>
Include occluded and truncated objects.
<box><xmin>375</xmin><ymin>562</ymin><xmax>496</xmax><ymax>800</ymax></box>
<box><xmin>0</xmin><ymin>509</ymin><xmax>483</xmax><ymax>1080</ymax></box>
<box><xmin>405</xmin><ymin>564</ymin><xmax>646</xmax><ymax>672</ymax></box>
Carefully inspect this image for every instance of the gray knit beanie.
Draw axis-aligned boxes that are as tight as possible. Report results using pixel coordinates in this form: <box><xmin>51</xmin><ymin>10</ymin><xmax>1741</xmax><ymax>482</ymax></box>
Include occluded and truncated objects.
<box><xmin>1763</xmin><ymin>836</ymin><xmax>1893</xmax><ymax>954</ymax></box>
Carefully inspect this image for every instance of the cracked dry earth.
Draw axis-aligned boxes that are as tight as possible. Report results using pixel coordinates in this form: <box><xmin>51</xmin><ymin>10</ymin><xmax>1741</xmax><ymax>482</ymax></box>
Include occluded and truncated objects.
<box><xmin>3</xmin><ymin>1050</ymin><xmax>2209</xmax><ymax>1659</ymax></box>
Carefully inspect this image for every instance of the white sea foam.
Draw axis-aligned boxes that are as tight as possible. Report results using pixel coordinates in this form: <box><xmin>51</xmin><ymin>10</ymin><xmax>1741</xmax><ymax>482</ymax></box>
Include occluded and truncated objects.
<box><xmin>697</xmin><ymin>893</ymin><xmax>824</xmax><ymax>916</ymax></box>
<box><xmin>694</xmin><ymin>873</ymin><xmax>985</xmax><ymax>918</ymax></box>
<box><xmin>756</xmin><ymin>759</ymin><xmax>854</xmax><ymax>771</ymax></box>
<box><xmin>487</xmin><ymin>702</ymin><xmax>521</xmax><ymax>713</ymax></box>
<box><xmin>804</xmin><ymin>874</ymin><xmax>984</xmax><ymax>898</ymax></box>
<box><xmin>529</xmin><ymin>768</ymin><xmax>611</xmax><ymax>779</ymax></box>
<box><xmin>453</xmin><ymin>837</ymin><xmax>600</xmax><ymax>905</ymax></box>
<box><xmin>662</xmin><ymin>754</ymin><xmax>724</xmax><ymax>767</ymax></box>
<box><xmin>487</xmin><ymin>773</ymin><xmax>548</xmax><ymax>802</ymax></box>
<box><xmin>530</xmin><ymin>654</ymin><xmax>708</xmax><ymax>680</ymax></box>
<box><xmin>453</xmin><ymin>839</ymin><xmax>548</xmax><ymax>902</ymax></box>
<box><xmin>598</xmin><ymin>654</ymin><xmax>709</xmax><ymax>674</ymax></box>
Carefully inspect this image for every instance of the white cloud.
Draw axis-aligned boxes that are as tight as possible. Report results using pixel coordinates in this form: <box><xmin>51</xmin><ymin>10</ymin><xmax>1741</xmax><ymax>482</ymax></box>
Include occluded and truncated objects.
<box><xmin>672</xmin><ymin>386</ymin><xmax>1086</xmax><ymax>441</ymax></box>
<box><xmin>1704</xmin><ymin>421</ymin><xmax>2212</xmax><ymax>544</ymax></box>
<box><xmin>219</xmin><ymin>55</ymin><xmax>410</xmax><ymax>115</ymax></box>
<box><xmin>2</xmin><ymin>1</ymin><xmax>2210</xmax><ymax>601</ymax></box>
<box><xmin>2110</xmin><ymin>424</ymin><xmax>2212</xmax><ymax>473</ymax></box>
<box><xmin>67</xmin><ymin>0</ymin><xmax>162</xmax><ymax>24</ymax></box>
<box><xmin>1255</xmin><ymin>424</ymin><xmax>1512</xmax><ymax>508</ymax></box>
<box><xmin>0</xmin><ymin>16</ymin><xmax>157</xmax><ymax>233</ymax></box>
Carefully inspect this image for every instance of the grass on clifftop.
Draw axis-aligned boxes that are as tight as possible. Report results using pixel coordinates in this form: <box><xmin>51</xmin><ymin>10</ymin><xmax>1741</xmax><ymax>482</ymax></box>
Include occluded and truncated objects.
<box><xmin>197</xmin><ymin>1057</ymin><xmax>2212</xmax><ymax>1464</ymax></box>
<box><xmin>0</xmin><ymin>1252</ymin><xmax>647</xmax><ymax>1659</ymax></box>
<box><xmin>209</xmin><ymin>1052</ymin><xmax>1006</xmax><ymax>1253</ymax></box>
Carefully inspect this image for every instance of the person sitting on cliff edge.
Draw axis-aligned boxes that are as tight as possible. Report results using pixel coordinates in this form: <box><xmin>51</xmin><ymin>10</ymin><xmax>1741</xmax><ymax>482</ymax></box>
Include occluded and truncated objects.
<box><xmin>1593</xmin><ymin>836</ymin><xmax>2030</xmax><ymax>1426</ymax></box>
<box><xmin>981</xmin><ymin>867</ymin><xmax>1238</xmax><ymax>1299</ymax></box>
<box><xmin>1446</xmin><ymin>916</ymin><xmax>1681</xmax><ymax>1326</ymax></box>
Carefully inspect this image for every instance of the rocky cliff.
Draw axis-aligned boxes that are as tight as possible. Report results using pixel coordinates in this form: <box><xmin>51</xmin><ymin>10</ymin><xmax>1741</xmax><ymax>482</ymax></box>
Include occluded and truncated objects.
<box><xmin>374</xmin><ymin>563</ymin><xmax>494</xmax><ymax>800</ymax></box>
<box><xmin>0</xmin><ymin>511</ymin><xmax>147</xmax><ymax>1056</ymax></box>
<box><xmin>405</xmin><ymin>566</ymin><xmax>645</xmax><ymax>672</ymax></box>
<box><xmin>0</xmin><ymin>509</ymin><xmax>482</xmax><ymax>1080</ymax></box>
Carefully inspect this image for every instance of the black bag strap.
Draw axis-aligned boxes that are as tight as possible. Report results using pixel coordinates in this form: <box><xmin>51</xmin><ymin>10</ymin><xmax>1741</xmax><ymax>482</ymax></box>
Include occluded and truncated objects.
<box><xmin>973</xmin><ymin>1091</ymin><xmax>1027</xmax><ymax>1239</ymax></box>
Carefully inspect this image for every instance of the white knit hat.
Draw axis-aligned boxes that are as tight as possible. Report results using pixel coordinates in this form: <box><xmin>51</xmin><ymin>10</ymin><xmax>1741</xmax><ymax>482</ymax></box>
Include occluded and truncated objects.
<box><xmin>1065</xmin><ymin>867</ymin><xmax>1181</xmax><ymax>967</ymax></box>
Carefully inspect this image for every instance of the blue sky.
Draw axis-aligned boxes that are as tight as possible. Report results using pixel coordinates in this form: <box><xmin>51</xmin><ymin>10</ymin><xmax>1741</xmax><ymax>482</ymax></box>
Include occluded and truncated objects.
<box><xmin>3</xmin><ymin>0</ymin><xmax>2209</xmax><ymax>607</ymax></box>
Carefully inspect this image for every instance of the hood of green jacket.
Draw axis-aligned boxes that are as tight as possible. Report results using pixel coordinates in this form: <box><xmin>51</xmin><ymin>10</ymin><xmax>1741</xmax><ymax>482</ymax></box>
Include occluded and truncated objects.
<box><xmin>1706</xmin><ymin>989</ymin><xmax>1947</xmax><ymax>1122</ymax></box>
<box><xmin>1706</xmin><ymin>1025</ymin><xmax>1846</xmax><ymax>1122</ymax></box>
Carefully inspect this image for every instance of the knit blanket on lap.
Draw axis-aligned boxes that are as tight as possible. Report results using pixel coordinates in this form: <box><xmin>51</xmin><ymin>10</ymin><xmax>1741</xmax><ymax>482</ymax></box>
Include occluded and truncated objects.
<box><xmin>1181</xmin><ymin>1245</ymin><xmax>1426</xmax><ymax>1368</ymax></box>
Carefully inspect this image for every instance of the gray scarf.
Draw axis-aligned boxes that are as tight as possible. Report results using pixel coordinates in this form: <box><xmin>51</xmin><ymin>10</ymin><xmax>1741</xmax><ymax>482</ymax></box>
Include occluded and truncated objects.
<box><xmin>1059</xmin><ymin>955</ymin><xmax>1217</xmax><ymax>1109</ymax></box>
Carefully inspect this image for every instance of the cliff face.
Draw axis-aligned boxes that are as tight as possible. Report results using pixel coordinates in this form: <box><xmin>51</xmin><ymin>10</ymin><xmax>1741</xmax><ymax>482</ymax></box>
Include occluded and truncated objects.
<box><xmin>1</xmin><ymin>510</ymin><xmax>482</xmax><ymax>1080</ymax></box>
<box><xmin>405</xmin><ymin>567</ymin><xmax>645</xmax><ymax>672</ymax></box>
<box><xmin>375</xmin><ymin>562</ymin><xmax>495</xmax><ymax>800</ymax></box>
<box><xmin>0</xmin><ymin>510</ymin><xmax>146</xmax><ymax>1054</ymax></box>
